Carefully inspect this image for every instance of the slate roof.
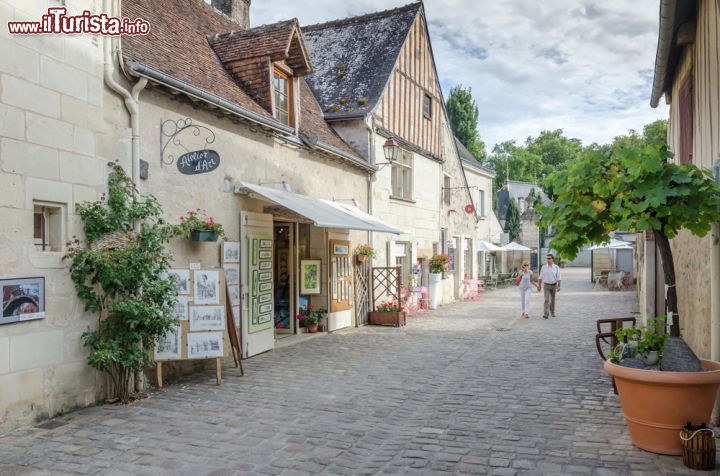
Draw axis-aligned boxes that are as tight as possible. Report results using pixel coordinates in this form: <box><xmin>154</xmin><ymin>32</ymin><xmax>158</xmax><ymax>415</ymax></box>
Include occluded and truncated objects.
<box><xmin>497</xmin><ymin>181</ymin><xmax>551</xmax><ymax>221</ymax></box>
<box><xmin>121</xmin><ymin>0</ymin><xmax>361</xmax><ymax>162</ymax></box>
<box><xmin>302</xmin><ymin>2</ymin><xmax>422</xmax><ymax>119</ymax></box>
<box><xmin>455</xmin><ymin>137</ymin><xmax>495</xmax><ymax>176</ymax></box>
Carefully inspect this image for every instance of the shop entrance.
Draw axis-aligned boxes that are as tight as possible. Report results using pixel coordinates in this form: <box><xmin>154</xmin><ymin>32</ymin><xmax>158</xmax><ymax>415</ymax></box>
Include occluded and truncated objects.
<box><xmin>274</xmin><ymin>223</ymin><xmax>294</xmax><ymax>334</ymax></box>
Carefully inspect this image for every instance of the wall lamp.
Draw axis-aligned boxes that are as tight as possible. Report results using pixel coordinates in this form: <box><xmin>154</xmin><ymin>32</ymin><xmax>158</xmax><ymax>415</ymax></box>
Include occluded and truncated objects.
<box><xmin>376</xmin><ymin>137</ymin><xmax>400</xmax><ymax>168</ymax></box>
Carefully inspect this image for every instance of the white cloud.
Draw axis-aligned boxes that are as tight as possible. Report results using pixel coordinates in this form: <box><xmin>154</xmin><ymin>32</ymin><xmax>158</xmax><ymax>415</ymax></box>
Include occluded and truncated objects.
<box><xmin>251</xmin><ymin>0</ymin><xmax>669</xmax><ymax>148</ymax></box>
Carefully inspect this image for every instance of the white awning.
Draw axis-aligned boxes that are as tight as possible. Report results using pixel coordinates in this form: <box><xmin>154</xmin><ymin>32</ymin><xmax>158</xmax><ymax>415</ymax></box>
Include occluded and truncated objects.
<box><xmin>477</xmin><ymin>240</ymin><xmax>503</xmax><ymax>252</ymax></box>
<box><xmin>235</xmin><ymin>182</ymin><xmax>404</xmax><ymax>234</ymax></box>
<box><xmin>588</xmin><ymin>239</ymin><xmax>634</xmax><ymax>250</ymax></box>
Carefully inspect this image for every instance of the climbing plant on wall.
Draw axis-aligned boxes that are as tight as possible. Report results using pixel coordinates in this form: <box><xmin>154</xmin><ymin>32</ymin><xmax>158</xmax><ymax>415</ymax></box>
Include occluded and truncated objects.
<box><xmin>65</xmin><ymin>164</ymin><xmax>181</xmax><ymax>402</ymax></box>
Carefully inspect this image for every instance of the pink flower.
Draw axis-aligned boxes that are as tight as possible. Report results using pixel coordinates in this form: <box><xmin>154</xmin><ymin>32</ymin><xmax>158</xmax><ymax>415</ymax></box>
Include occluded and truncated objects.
<box><xmin>277</xmin><ymin>323</ymin><xmax>283</xmax><ymax>329</ymax></box>
<box><xmin>296</xmin><ymin>314</ymin><xmax>303</xmax><ymax>320</ymax></box>
<box><xmin>180</xmin><ymin>216</ymin><xmax>185</xmax><ymax>221</ymax></box>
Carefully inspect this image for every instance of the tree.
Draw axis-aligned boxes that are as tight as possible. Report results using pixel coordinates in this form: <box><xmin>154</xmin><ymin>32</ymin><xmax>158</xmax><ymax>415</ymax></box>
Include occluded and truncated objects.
<box><xmin>65</xmin><ymin>165</ymin><xmax>182</xmax><ymax>401</ymax></box>
<box><xmin>504</xmin><ymin>198</ymin><xmax>521</xmax><ymax>242</ymax></box>
<box><xmin>537</xmin><ymin>130</ymin><xmax>720</xmax><ymax>337</ymax></box>
<box><xmin>446</xmin><ymin>85</ymin><xmax>487</xmax><ymax>163</ymax></box>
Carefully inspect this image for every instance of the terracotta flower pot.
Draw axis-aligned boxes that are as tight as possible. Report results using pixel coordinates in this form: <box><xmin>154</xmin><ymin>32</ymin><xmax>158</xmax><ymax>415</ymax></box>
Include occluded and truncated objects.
<box><xmin>356</xmin><ymin>254</ymin><xmax>370</xmax><ymax>264</ymax></box>
<box><xmin>604</xmin><ymin>359</ymin><xmax>720</xmax><ymax>455</ymax></box>
<box><xmin>306</xmin><ymin>323</ymin><xmax>318</xmax><ymax>333</ymax></box>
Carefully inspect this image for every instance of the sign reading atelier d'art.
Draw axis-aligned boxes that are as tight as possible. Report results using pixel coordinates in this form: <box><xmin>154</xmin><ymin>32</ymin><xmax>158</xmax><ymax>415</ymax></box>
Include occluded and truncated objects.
<box><xmin>248</xmin><ymin>236</ymin><xmax>273</xmax><ymax>334</ymax></box>
<box><xmin>176</xmin><ymin>150</ymin><xmax>220</xmax><ymax>175</ymax></box>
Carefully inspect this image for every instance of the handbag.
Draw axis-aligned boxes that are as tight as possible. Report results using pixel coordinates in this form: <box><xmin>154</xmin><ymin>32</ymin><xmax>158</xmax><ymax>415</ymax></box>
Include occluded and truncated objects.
<box><xmin>514</xmin><ymin>275</ymin><xmax>521</xmax><ymax>286</ymax></box>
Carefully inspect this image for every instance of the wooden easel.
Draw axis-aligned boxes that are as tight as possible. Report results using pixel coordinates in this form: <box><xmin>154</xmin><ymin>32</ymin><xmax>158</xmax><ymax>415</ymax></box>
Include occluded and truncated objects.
<box><xmin>226</xmin><ymin>284</ymin><xmax>244</xmax><ymax>375</ymax></box>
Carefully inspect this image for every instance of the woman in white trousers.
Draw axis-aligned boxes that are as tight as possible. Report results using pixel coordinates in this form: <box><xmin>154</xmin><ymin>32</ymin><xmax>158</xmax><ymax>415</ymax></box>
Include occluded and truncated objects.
<box><xmin>517</xmin><ymin>262</ymin><xmax>535</xmax><ymax>318</ymax></box>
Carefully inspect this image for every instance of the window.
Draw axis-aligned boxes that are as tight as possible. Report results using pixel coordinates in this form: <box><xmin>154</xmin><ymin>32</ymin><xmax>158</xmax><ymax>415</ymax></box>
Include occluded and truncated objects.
<box><xmin>478</xmin><ymin>190</ymin><xmax>485</xmax><ymax>216</ymax></box>
<box><xmin>33</xmin><ymin>203</ymin><xmax>64</xmax><ymax>252</ymax></box>
<box><xmin>391</xmin><ymin>149</ymin><xmax>413</xmax><ymax>200</ymax></box>
<box><xmin>423</xmin><ymin>94</ymin><xmax>432</xmax><ymax>118</ymax></box>
<box><xmin>443</xmin><ymin>174</ymin><xmax>451</xmax><ymax>206</ymax></box>
<box><xmin>394</xmin><ymin>242</ymin><xmax>411</xmax><ymax>286</ymax></box>
<box><xmin>273</xmin><ymin>68</ymin><xmax>292</xmax><ymax>126</ymax></box>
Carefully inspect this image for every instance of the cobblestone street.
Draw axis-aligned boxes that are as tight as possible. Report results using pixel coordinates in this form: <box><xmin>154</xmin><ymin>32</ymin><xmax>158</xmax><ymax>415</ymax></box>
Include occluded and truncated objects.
<box><xmin>0</xmin><ymin>268</ymin><xmax>706</xmax><ymax>475</ymax></box>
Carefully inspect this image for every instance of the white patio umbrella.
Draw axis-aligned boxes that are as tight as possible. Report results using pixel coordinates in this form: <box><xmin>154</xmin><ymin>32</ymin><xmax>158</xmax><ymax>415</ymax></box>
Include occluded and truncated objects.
<box><xmin>501</xmin><ymin>242</ymin><xmax>532</xmax><ymax>251</ymax></box>
<box><xmin>501</xmin><ymin>242</ymin><xmax>532</xmax><ymax>272</ymax></box>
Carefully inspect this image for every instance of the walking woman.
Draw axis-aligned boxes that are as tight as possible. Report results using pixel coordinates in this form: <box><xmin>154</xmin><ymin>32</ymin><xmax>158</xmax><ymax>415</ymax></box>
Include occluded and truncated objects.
<box><xmin>517</xmin><ymin>262</ymin><xmax>535</xmax><ymax>318</ymax></box>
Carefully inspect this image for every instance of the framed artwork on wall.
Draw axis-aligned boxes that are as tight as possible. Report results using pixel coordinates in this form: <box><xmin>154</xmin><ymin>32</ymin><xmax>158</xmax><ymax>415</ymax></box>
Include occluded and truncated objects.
<box><xmin>1</xmin><ymin>277</ymin><xmax>45</xmax><ymax>325</ymax></box>
<box><xmin>300</xmin><ymin>260</ymin><xmax>321</xmax><ymax>295</ymax></box>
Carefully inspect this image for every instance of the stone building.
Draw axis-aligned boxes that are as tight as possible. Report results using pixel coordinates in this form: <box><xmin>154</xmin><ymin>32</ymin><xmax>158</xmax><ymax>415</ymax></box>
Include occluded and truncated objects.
<box><xmin>303</xmin><ymin>2</ymin><xmax>479</xmax><ymax>302</ymax></box>
<box><xmin>643</xmin><ymin>0</ymin><xmax>720</xmax><ymax>361</ymax></box>
<box><xmin>455</xmin><ymin>138</ymin><xmax>503</xmax><ymax>276</ymax></box>
<box><xmin>0</xmin><ymin>0</ymin><xmax>479</xmax><ymax>432</ymax></box>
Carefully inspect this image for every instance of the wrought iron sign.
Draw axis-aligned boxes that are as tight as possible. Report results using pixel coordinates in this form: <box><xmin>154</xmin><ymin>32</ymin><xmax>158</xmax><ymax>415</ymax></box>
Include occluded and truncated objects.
<box><xmin>160</xmin><ymin>117</ymin><xmax>219</xmax><ymax>174</ymax></box>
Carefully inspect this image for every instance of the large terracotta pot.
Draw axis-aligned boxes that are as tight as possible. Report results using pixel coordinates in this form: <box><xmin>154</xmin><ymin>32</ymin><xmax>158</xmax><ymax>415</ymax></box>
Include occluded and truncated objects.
<box><xmin>604</xmin><ymin>359</ymin><xmax>720</xmax><ymax>455</ymax></box>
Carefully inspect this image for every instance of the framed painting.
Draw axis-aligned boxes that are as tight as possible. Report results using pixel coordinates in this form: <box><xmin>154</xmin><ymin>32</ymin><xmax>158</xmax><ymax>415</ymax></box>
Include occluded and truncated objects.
<box><xmin>333</xmin><ymin>243</ymin><xmax>349</xmax><ymax>255</ymax></box>
<box><xmin>166</xmin><ymin>269</ymin><xmax>190</xmax><ymax>295</ymax></box>
<box><xmin>1</xmin><ymin>277</ymin><xmax>45</xmax><ymax>325</ymax></box>
<box><xmin>259</xmin><ymin>250</ymin><xmax>272</xmax><ymax>259</ymax></box>
<box><xmin>222</xmin><ymin>242</ymin><xmax>240</xmax><ymax>263</ymax></box>
<box><xmin>300</xmin><ymin>260</ymin><xmax>321</xmax><ymax>295</ymax></box>
<box><xmin>259</xmin><ymin>239</ymin><xmax>272</xmax><ymax>248</ymax></box>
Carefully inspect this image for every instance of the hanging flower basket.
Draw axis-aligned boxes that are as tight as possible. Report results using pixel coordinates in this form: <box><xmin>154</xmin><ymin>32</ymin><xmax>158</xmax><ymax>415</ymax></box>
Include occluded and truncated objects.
<box><xmin>190</xmin><ymin>230</ymin><xmax>219</xmax><ymax>242</ymax></box>
<box><xmin>179</xmin><ymin>210</ymin><xmax>225</xmax><ymax>242</ymax></box>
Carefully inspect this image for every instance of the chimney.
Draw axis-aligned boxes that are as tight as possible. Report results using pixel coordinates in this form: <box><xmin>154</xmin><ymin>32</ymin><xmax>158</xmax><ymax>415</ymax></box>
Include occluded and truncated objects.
<box><xmin>211</xmin><ymin>0</ymin><xmax>251</xmax><ymax>29</ymax></box>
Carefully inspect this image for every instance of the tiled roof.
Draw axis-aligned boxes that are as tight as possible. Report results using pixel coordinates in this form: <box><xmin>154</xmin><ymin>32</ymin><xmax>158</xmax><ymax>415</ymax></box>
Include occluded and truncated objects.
<box><xmin>209</xmin><ymin>19</ymin><xmax>312</xmax><ymax>75</ymax></box>
<box><xmin>302</xmin><ymin>2</ymin><xmax>421</xmax><ymax>119</ymax></box>
<box><xmin>121</xmin><ymin>0</ymin><xmax>361</xmax><ymax>162</ymax></box>
<box><xmin>455</xmin><ymin>137</ymin><xmax>495</xmax><ymax>176</ymax></box>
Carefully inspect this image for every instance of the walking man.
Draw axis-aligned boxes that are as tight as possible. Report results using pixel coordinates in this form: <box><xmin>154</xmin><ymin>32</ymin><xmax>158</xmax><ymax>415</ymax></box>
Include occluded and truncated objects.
<box><xmin>537</xmin><ymin>253</ymin><xmax>561</xmax><ymax>319</ymax></box>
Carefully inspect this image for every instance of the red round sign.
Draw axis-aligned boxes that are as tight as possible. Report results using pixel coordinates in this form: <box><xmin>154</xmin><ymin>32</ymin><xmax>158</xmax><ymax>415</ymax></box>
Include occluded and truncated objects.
<box><xmin>465</xmin><ymin>204</ymin><xmax>475</xmax><ymax>214</ymax></box>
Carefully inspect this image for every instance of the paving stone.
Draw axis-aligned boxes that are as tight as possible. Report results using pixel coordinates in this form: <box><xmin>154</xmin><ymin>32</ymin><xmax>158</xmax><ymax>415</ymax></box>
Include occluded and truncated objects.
<box><xmin>0</xmin><ymin>270</ymin><xmax>702</xmax><ymax>474</ymax></box>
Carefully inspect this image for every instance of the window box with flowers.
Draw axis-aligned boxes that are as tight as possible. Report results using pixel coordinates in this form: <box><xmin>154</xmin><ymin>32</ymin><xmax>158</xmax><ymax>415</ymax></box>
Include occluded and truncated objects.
<box><xmin>354</xmin><ymin>244</ymin><xmax>375</xmax><ymax>264</ymax></box>
<box><xmin>179</xmin><ymin>210</ymin><xmax>226</xmax><ymax>242</ymax></box>
<box><xmin>369</xmin><ymin>301</ymin><xmax>406</xmax><ymax>327</ymax></box>
<box><xmin>296</xmin><ymin>304</ymin><xmax>327</xmax><ymax>333</ymax></box>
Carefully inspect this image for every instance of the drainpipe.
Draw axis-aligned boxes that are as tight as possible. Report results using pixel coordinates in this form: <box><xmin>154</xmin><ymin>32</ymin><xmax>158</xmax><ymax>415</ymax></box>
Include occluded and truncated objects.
<box><xmin>366</xmin><ymin>116</ymin><xmax>375</xmax><ymax>252</ymax></box>
<box><xmin>103</xmin><ymin>0</ymin><xmax>147</xmax><ymax>188</ymax></box>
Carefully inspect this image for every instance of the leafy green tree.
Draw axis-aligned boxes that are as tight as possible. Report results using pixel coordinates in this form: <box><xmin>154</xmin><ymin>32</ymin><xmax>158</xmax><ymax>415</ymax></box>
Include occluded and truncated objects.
<box><xmin>65</xmin><ymin>165</ymin><xmax>182</xmax><ymax>401</ymax></box>
<box><xmin>488</xmin><ymin>140</ymin><xmax>543</xmax><ymax>185</ymax></box>
<box><xmin>504</xmin><ymin>198</ymin><xmax>521</xmax><ymax>242</ymax></box>
<box><xmin>526</xmin><ymin>129</ymin><xmax>582</xmax><ymax>169</ymax></box>
<box><xmin>446</xmin><ymin>85</ymin><xmax>487</xmax><ymax>162</ymax></box>
<box><xmin>537</xmin><ymin>132</ymin><xmax>720</xmax><ymax>337</ymax></box>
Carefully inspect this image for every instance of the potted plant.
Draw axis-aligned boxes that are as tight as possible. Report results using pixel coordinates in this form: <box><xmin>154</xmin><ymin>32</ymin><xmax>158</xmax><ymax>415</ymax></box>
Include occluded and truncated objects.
<box><xmin>179</xmin><ymin>209</ymin><xmax>226</xmax><ymax>242</ymax></box>
<box><xmin>538</xmin><ymin>122</ymin><xmax>720</xmax><ymax>455</ymax></box>
<box><xmin>354</xmin><ymin>244</ymin><xmax>375</xmax><ymax>264</ymax></box>
<box><xmin>297</xmin><ymin>305</ymin><xmax>327</xmax><ymax>333</ymax></box>
<box><xmin>428</xmin><ymin>253</ymin><xmax>450</xmax><ymax>309</ymax></box>
<box><xmin>369</xmin><ymin>300</ymin><xmax>406</xmax><ymax>327</ymax></box>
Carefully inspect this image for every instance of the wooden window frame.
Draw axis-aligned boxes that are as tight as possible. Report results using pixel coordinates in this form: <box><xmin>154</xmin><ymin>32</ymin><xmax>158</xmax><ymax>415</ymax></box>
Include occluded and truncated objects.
<box><xmin>423</xmin><ymin>93</ymin><xmax>432</xmax><ymax>119</ymax></box>
<box><xmin>391</xmin><ymin>149</ymin><xmax>414</xmax><ymax>201</ymax></box>
<box><xmin>273</xmin><ymin>67</ymin><xmax>293</xmax><ymax>127</ymax></box>
<box><xmin>32</xmin><ymin>202</ymin><xmax>64</xmax><ymax>252</ymax></box>
<box><xmin>443</xmin><ymin>174</ymin><xmax>451</xmax><ymax>206</ymax></box>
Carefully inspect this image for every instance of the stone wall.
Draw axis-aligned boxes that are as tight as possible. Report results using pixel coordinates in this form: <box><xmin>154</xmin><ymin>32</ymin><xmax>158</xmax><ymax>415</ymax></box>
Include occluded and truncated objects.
<box><xmin>0</xmin><ymin>0</ymin><xmax>123</xmax><ymax>432</ymax></box>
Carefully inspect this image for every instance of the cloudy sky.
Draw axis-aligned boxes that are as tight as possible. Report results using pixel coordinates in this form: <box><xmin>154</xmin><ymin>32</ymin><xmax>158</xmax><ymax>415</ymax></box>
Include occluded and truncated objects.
<box><xmin>251</xmin><ymin>0</ymin><xmax>668</xmax><ymax>150</ymax></box>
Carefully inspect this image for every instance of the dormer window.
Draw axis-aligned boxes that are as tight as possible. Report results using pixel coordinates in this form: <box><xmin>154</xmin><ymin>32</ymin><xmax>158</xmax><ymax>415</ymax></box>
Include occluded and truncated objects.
<box><xmin>273</xmin><ymin>67</ymin><xmax>293</xmax><ymax>126</ymax></box>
